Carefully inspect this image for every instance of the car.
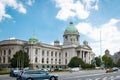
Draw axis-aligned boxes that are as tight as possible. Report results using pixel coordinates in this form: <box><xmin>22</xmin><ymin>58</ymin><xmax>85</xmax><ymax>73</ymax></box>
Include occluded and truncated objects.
<box><xmin>112</xmin><ymin>67</ymin><xmax>119</xmax><ymax>72</ymax></box>
<box><xmin>10</xmin><ymin>69</ymin><xmax>22</xmax><ymax>77</ymax></box>
<box><xmin>40</xmin><ymin>68</ymin><xmax>51</xmax><ymax>72</ymax></box>
<box><xmin>70</xmin><ymin>67</ymin><xmax>80</xmax><ymax>72</ymax></box>
<box><xmin>106</xmin><ymin>67</ymin><xmax>119</xmax><ymax>73</ymax></box>
<box><xmin>106</xmin><ymin>68</ymin><xmax>113</xmax><ymax>73</ymax></box>
<box><xmin>16</xmin><ymin>70</ymin><xmax>58</xmax><ymax>80</ymax></box>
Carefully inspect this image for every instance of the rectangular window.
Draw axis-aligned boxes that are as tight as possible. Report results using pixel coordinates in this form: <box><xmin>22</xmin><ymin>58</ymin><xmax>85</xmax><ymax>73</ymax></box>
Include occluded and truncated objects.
<box><xmin>59</xmin><ymin>53</ymin><xmax>61</xmax><ymax>57</ymax></box>
<box><xmin>35</xmin><ymin>49</ymin><xmax>38</xmax><ymax>54</ymax></box>
<box><xmin>47</xmin><ymin>51</ymin><xmax>49</xmax><ymax>56</ymax></box>
<box><xmin>42</xmin><ymin>50</ymin><xmax>44</xmax><ymax>56</ymax></box>
<box><xmin>55</xmin><ymin>52</ymin><xmax>57</xmax><ymax>57</ymax></box>
<box><xmin>65</xmin><ymin>59</ymin><xmax>67</xmax><ymax>64</ymax></box>
<box><xmin>51</xmin><ymin>51</ymin><xmax>53</xmax><ymax>56</ymax></box>
<box><xmin>65</xmin><ymin>52</ymin><xmax>67</xmax><ymax>57</ymax></box>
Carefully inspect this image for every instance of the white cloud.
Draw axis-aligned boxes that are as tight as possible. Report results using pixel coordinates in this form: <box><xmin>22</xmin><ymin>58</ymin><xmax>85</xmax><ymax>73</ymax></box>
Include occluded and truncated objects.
<box><xmin>53</xmin><ymin>0</ymin><xmax>99</xmax><ymax>20</ymax></box>
<box><xmin>83</xmin><ymin>0</ymin><xmax>99</xmax><ymax>10</ymax></box>
<box><xmin>76</xmin><ymin>18</ymin><xmax>120</xmax><ymax>56</ymax></box>
<box><xmin>27</xmin><ymin>0</ymin><xmax>35</xmax><ymax>6</ymax></box>
<box><xmin>0</xmin><ymin>0</ymin><xmax>29</xmax><ymax>22</ymax></box>
<box><xmin>0</xmin><ymin>2</ymin><xmax>12</xmax><ymax>21</ymax></box>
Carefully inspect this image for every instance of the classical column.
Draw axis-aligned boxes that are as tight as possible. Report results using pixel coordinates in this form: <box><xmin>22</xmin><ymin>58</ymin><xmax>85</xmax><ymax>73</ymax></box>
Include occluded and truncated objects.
<box><xmin>80</xmin><ymin>50</ymin><xmax>82</xmax><ymax>59</ymax></box>
<box><xmin>88</xmin><ymin>52</ymin><xmax>90</xmax><ymax>64</ymax></box>
<box><xmin>86</xmin><ymin>52</ymin><xmax>89</xmax><ymax>64</ymax></box>
<box><xmin>82</xmin><ymin>51</ymin><xmax>85</xmax><ymax>62</ymax></box>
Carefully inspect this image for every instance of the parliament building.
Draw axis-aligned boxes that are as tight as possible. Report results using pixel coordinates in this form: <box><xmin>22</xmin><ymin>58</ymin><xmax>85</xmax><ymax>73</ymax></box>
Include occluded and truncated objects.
<box><xmin>0</xmin><ymin>22</ymin><xmax>95</xmax><ymax>69</ymax></box>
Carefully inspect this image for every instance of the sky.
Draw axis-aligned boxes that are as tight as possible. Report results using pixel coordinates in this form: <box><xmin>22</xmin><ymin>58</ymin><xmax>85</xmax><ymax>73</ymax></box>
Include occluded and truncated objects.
<box><xmin>0</xmin><ymin>0</ymin><xmax>120</xmax><ymax>56</ymax></box>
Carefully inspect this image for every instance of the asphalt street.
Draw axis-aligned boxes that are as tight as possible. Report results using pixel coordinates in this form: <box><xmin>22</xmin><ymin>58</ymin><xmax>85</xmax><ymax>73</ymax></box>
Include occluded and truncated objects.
<box><xmin>0</xmin><ymin>70</ymin><xmax>120</xmax><ymax>80</ymax></box>
<box><xmin>59</xmin><ymin>70</ymin><xmax>120</xmax><ymax>80</ymax></box>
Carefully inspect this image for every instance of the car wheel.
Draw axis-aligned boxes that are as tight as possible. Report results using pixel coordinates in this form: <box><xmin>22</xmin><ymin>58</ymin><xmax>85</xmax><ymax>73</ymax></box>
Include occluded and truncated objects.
<box><xmin>50</xmin><ymin>76</ymin><xmax>56</xmax><ymax>80</ymax></box>
<box><xmin>26</xmin><ymin>78</ymin><xmax>33</xmax><ymax>80</ymax></box>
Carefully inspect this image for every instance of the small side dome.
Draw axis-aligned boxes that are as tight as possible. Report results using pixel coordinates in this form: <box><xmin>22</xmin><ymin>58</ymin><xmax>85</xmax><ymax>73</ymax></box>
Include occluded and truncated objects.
<box><xmin>54</xmin><ymin>40</ymin><xmax>60</xmax><ymax>43</ymax></box>
<box><xmin>65</xmin><ymin>22</ymin><xmax>78</xmax><ymax>33</ymax></box>
<box><xmin>83</xmin><ymin>40</ymin><xmax>88</xmax><ymax>45</ymax></box>
<box><xmin>54</xmin><ymin>40</ymin><xmax>60</xmax><ymax>46</ymax></box>
<box><xmin>29</xmin><ymin>36</ymin><xmax>38</xmax><ymax>43</ymax></box>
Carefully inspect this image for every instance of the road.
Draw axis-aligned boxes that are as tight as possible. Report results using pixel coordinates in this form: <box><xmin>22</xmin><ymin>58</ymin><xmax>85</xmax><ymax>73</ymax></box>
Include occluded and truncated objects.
<box><xmin>0</xmin><ymin>70</ymin><xmax>120</xmax><ymax>80</ymax></box>
<box><xmin>59</xmin><ymin>70</ymin><xmax>120</xmax><ymax>80</ymax></box>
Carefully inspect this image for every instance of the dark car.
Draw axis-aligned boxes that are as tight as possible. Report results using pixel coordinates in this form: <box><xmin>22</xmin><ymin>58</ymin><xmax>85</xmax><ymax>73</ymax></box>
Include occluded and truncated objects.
<box><xmin>16</xmin><ymin>70</ymin><xmax>58</xmax><ymax>80</ymax></box>
<box><xmin>10</xmin><ymin>69</ymin><xmax>22</xmax><ymax>77</ymax></box>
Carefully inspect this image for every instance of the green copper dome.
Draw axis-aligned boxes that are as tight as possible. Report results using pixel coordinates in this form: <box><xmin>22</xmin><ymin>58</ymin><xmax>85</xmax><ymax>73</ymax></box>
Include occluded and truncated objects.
<box><xmin>83</xmin><ymin>40</ymin><xmax>88</xmax><ymax>45</ymax></box>
<box><xmin>54</xmin><ymin>40</ymin><xmax>59</xmax><ymax>43</ymax></box>
<box><xmin>29</xmin><ymin>36</ymin><xmax>38</xmax><ymax>43</ymax></box>
<box><xmin>65</xmin><ymin>22</ymin><xmax>78</xmax><ymax>33</ymax></box>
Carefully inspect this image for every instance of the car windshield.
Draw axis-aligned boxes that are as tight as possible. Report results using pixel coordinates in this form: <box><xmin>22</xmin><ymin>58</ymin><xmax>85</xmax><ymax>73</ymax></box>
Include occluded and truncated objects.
<box><xmin>24</xmin><ymin>71</ymin><xmax>47</xmax><ymax>75</ymax></box>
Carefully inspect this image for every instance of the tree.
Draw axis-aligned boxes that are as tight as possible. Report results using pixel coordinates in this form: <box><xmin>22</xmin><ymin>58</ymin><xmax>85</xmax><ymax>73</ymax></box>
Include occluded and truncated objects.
<box><xmin>102</xmin><ymin>55</ymin><xmax>114</xmax><ymax>68</ymax></box>
<box><xmin>117</xmin><ymin>58</ymin><xmax>120</xmax><ymax>67</ymax></box>
<box><xmin>95</xmin><ymin>57</ymin><xmax>101</xmax><ymax>67</ymax></box>
<box><xmin>10</xmin><ymin>50</ymin><xmax>30</xmax><ymax>68</ymax></box>
<box><xmin>68</xmin><ymin>56</ymin><xmax>85</xmax><ymax>68</ymax></box>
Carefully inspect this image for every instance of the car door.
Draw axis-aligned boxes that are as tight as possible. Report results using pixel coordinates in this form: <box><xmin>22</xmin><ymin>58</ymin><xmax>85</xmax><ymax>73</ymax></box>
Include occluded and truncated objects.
<box><xmin>28</xmin><ymin>71</ymin><xmax>42</xmax><ymax>80</ymax></box>
<box><xmin>38</xmin><ymin>71</ymin><xmax>49</xmax><ymax>80</ymax></box>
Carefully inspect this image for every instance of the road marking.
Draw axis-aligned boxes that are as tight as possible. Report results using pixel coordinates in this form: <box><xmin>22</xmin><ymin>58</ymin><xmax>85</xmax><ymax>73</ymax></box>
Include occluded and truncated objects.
<box><xmin>116</xmin><ymin>76</ymin><xmax>120</xmax><ymax>78</ymax></box>
<box><xmin>63</xmin><ymin>73</ymin><xmax>106</xmax><ymax>79</ymax></box>
<box><xmin>102</xmin><ymin>77</ymin><xmax>107</xmax><ymax>80</ymax></box>
<box><xmin>95</xmin><ymin>78</ymin><xmax>101</xmax><ymax>80</ymax></box>
<box><xmin>86</xmin><ymin>79</ymin><xmax>92</xmax><ymax>80</ymax></box>
<box><xmin>109</xmin><ymin>76</ymin><xmax>114</xmax><ymax>80</ymax></box>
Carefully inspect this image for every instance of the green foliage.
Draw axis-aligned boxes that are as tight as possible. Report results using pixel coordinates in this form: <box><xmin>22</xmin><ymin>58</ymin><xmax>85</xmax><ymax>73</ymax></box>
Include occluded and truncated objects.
<box><xmin>10</xmin><ymin>50</ymin><xmax>30</xmax><ymax>68</ymax></box>
<box><xmin>81</xmin><ymin>64</ymin><xmax>95</xmax><ymax>69</ymax></box>
<box><xmin>68</xmin><ymin>56</ymin><xmax>85</xmax><ymax>68</ymax></box>
<box><xmin>95</xmin><ymin>57</ymin><xmax>101</xmax><ymax>67</ymax></box>
<box><xmin>0</xmin><ymin>70</ymin><xmax>10</xmax><ymax>75</ymax></box>
<box><xmin>102</xmin><ymin>55</ymin><xmax>114</xmax><ymax>68</ymax></box>
<box><xmin>68</xmin><ymin>56</ymin><xmax>96</xmax><ymax>69</ymax></box>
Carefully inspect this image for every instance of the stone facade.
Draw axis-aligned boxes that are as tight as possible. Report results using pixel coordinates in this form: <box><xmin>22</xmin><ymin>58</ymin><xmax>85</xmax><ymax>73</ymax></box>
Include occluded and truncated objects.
<box><xmin>112</xmin><ymin>51</ymin><xmax>120</xmax><ymax>64</ymax></box>
<box><xmin>0</xmin><ymin>22</ymin><xmax>95</xmax><ymax>69</ymax></box>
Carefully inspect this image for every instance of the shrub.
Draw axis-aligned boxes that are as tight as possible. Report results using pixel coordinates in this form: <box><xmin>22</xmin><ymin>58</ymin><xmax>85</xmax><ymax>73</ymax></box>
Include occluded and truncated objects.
<box><xmin>0</xmin><ymin>70</ymin><xmax>10</xmax><ymax>75</ymax></box>
<box><xmin>81</xmin><ymin>64</ymin><xmax>95</xmax><ymax>69</ymax></box>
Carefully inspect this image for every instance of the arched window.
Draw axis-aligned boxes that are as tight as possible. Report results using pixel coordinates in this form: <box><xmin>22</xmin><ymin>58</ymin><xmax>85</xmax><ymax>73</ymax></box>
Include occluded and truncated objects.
<box><xmin>42</xmin><ymin>65</ymin><xmax>45</xmax><ymax>68</ymax></box>
<box><xmin>8</xmin><ymin>49</ymin><xmax>11</xmax><ymax>55</ymax></box>
<box><xmin>47</xmin><ymin>65</ymin><xmax>49</xmax><ymax>68</ymax></box>
<box><xmin>35</xmin><ymin>57</ymin><xmax>37</xmax><ymax>63</ymax></box>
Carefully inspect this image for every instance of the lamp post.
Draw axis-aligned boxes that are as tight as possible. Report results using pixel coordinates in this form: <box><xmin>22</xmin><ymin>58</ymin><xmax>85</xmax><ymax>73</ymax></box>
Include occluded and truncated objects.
<box><xmin>100</xmin><ymin>30</ymin><xmax>104</xmax><ymax>69</ymax></box>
